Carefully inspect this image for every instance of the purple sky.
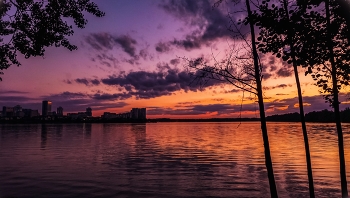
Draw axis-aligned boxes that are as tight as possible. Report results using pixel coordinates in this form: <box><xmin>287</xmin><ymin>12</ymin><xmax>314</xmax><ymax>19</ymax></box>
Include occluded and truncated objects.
<box><xmin>1</xmin><ymin>0</ymin><xmax>349</xmax><ymax>118</ymax></box>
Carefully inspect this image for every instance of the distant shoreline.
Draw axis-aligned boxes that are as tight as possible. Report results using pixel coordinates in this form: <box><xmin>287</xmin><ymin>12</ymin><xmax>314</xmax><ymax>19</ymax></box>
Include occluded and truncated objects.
<box><xmin>1</xmin><ymin>118</ymin><xmax>350</xmax><ymax>124</ymax></box>
<box><xmin>1</xmin><ymin>109</ymin><xmax>350</xmax><ymax>124</ymax></box>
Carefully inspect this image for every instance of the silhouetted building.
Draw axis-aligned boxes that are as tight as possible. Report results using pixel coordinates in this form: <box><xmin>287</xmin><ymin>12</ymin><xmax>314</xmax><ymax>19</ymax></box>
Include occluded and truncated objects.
<box><xmin>117</xmin><ymin>112</ymin><xmax>131</xmax><ymax>119</ymax></box>
<box><xmin>86</xmin><ymin>107</ymin><xmax>92</xmax><ymax>117</ymax></box>
<box><xmin>2</xmin><ymin>106</ymin><xmax>14</xmax><ymax>117</ymax></box>
<box><xmin>57</xmin><ymin>106</ymin><xmax>63</xmax><ymax>116</ymax></box>
<box><xmin>42</xmin><ymin>100</ymin><xmax>52</xmax><ymax>116</ymax></box>
<box><xmin>139</xmin><ymin>108</ymin><xmax>146</xmax><ymax>120</ymax></box>
<box><xmin>23</xmin><ymin>109</ymin><xmax>40</xmax><ymax>117</ymax></box>
<box><xmin>130</xmin><ymin>108</ymin><xmax>146</xmax><ymax>120</ymax></box>
<box><xmin>102</xmin><ymin>112</ymin><xmax>117</xmax><ymax>119</ymax></box>
<box><xmin>67</xmin><ymin>112</ymin><xmax>87</xmax><ymax>120</ymax></box>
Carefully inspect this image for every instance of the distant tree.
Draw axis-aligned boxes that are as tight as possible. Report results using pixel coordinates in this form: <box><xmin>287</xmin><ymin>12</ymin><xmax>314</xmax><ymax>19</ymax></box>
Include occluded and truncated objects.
<box><xmin>186</xmin><ymin>0</ymin><xmax>278</xmax><ymax>197</ymax></box>
<box><xmin>249</xmin><ymin>0</ymin><xmax>315</xmax><ymax>196</ymax></box>
<box><xmin>305</xmin><ymin>109</ymin><xmax>335</xmax><ymax>122</ymax></box>
<box><xmin>0</xmin><ymin>0</ymin><xmax>105</xmax><ymax>80</ymax></box>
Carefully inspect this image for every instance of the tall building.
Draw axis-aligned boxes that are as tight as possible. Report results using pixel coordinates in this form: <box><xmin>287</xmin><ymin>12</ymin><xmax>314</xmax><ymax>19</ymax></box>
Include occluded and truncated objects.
<box><xmin>130</xmin><ymin>108</ymin><xmax>146</xmax><ymax>120</ymax></box>
<box><xmin>2</xmin><ymin>106</ymin><xmax>14</xmax><ymax>117</ymax></box>
<box><xmin>42</xmin><ymin>100</ymin><xmax>52</xmax><ymax>116</ymax></box>
<box><xmin>13</xmin><ymin>105</ymin><xmax>22</xmax><ymax>115</ymax></box>
<box><xmin>57</xmin><ymin>106</ymin><xmax>63</xmax><ymax>116</ymax></box>
<box><xmin>86</xmin><ymin>107</ymin><xmax>92</xmax><ymax>117</ymax></box>
<box><xmin>131</xmin><ymin>108</ymin><xmax>139</xmax><ymax>119</ymax></box>
<box><xmin>138</xmin><ymin>108</ymin><xmax>146</xmax><ymax>120</ymax></box>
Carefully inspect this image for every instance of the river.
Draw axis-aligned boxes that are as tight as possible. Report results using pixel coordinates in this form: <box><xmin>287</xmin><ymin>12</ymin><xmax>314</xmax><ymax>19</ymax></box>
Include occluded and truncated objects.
<box><xmin>1</xmin><ymin>122</ymin><xmax>350</xmax><ymax>197</ymax></box>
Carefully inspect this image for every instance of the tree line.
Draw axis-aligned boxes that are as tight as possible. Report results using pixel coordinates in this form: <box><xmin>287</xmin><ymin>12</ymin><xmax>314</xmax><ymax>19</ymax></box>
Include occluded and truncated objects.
<box><xmin>266</xmin><ymin>108</ymin><xmax>350</xmax><ymax>122</ymax></box>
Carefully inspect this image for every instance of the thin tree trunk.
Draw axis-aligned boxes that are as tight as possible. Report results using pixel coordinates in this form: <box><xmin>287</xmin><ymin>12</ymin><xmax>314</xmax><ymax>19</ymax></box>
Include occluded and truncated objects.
<box><xmin>246</xmin><ymin>0</ymin><xmax>278</xmax><ymax>197</ymax></box>
<box><xmin>325</xmin><ymin>0</ymin><xmax>348</xmax><ymax>197</ymax></box>
<box><xmin>282</xmin><ymin>1</ymin><xmax>315</xmax><ymax>197</ymax></box>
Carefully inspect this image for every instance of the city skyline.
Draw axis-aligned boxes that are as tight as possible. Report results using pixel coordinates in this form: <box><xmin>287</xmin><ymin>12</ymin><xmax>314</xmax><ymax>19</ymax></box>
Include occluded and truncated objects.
<box><xmin>1</xmin><ymin>0</ymin><xmax>350</xmax><ymax>118</ymax></box>
<box><xmin>1</xmin><ymin>100</ymin><xmax>147</xmax><ymax>118</ymax></box>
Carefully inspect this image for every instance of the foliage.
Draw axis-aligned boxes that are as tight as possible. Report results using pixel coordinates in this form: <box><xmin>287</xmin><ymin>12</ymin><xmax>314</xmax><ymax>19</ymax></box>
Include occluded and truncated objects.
<box><xmin>0</xmin><ymin>0</ymin><xmax>105</xmax><ymax>80</ymax></box>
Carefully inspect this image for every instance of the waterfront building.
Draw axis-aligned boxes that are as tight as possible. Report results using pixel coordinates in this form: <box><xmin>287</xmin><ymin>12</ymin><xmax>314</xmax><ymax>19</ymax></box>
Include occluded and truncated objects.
<box><xmin>67</xmin><ymin>112</ymin><xmax>88</xmax><ymax>120</ymax></box>
<box><xmin>86</xmin><ymin>107</ymin><xmax>92</xmax><ymax>117</ymax></box>
<box><xmin>102</xmin><ymin>112</ymin><xmax>117</xmax><ymax>119</ymax></box>
<box><xmin>42</xmin><ymin>101</ymin><xmax>52</xmax><ymax>116</ymax></box>
<box><xmin>23</xmin><ymin>109</ymin><xmax>40</xmax><ymax>117</ymax></box>
<box><xmin>2</xmin><ymin>106</ymin><xmax>14</xmax><ymax>117</ymax></box>
<box><xmin>138</xmin><ymin>108</ymin><xmax>146</xmax><ymax>120</ymax></box>
<box><xmin>130</xmin><ymin>108</ymin><xmax>146</xmax><ymax>120</ymax></box>
<box><xmin>57</xmin><ymin>106</ymin><xmax>63</xmax><ymax>116</ymax></box>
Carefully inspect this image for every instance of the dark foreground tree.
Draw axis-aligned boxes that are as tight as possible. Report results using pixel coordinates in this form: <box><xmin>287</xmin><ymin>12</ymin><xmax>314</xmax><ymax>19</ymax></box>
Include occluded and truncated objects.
<box><xmin>250</xmin><ymin>0</ymin><xmax>315</xmax><ymax>197</ymax></box>
<box><xmin>297</xmin><ymin>0</ymin><xmax>350</xmax><ymax>197</ymax></box>
<box><xmin>0</xmin><ymin>0</ymin><xmax>105</xmax><ymax>80</ymax></box>
<box><xmin>186</xmin><ymin>1</ymin><xmax>278</xmax><ymax>197</ymax></box>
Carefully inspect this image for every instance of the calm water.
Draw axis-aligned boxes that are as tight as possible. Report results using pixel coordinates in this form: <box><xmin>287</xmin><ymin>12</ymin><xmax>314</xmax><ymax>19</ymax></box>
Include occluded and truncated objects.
<box><xmin>1</xmin><ymin>122</ymin><xmax>350</xmax><ymax>198</ymax></box>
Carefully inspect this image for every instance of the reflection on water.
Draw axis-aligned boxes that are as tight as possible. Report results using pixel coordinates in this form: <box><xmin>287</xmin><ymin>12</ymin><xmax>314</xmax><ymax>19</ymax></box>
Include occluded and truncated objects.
<box><xmin>0</xmin><ymin>122</ymin><xmax>350</xmax><ymax>197</ymax></box>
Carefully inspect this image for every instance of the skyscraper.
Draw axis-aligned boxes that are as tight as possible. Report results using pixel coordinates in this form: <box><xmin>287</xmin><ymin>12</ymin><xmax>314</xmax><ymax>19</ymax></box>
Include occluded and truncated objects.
<box><xmin>130</xmin><ymin>108</ymin><xmax>146</xmax><ymax>120</ymax></box>
<box><xmin>42</xmin><ymin>100</ymin><xmax>52</xmax><ymax>116</ymax></box>
<box><xmin>57</xmin><ymin>106</ymin><xmax>63</xmax><ymax>116</ymax></box>
<box><xmin>86</xmin><ymin>107</ymin><xmax>92</xmax><ymax>116</ymax></box>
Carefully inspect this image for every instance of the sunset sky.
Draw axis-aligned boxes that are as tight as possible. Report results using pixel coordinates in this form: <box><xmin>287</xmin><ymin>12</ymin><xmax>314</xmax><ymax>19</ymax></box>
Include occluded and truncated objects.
<box><xmin>1</xmin><ymin>0</ymin><xmax>350</xmax><ymax>118</ymax></box>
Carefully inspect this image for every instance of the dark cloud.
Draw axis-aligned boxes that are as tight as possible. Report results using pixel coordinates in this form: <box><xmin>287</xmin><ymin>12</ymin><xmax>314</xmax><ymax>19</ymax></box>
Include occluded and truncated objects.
<box><xmin>170</xmin><ymin>58</ymin><xmax>180</xmax><ymax>65</ymax></box>
<box><xmin>84</xmin><ymin>32</ymin><xmax>114</xmax><ymax>51</ymax></box>
<box><xmin>262</xmin><ymin>72</ymin><xmax>273</xmax><ymax>80</ymax></box>
<box><xmin>101</xmin><ymin>69</ymin><xmax>223</xmax><ymax>99</ymax></box>
<box><xmin>264</xmin><ymin>84</ymin><xmax>292</xmax><ymax>90</ymax></box>
<box><xmin>276</xmin><ymin>93</ymin><xmax>289</xmax><ymax>96</ymax></box>
<box><xmin>75</xmin><ymin>78</ymin><xmax>89</xmax><ymax>86</ymax></box>
<box><xmin>1</xmin><ymin>90</ymin><xmax>29</xmax><ymax>95</ymax></box>
<box><xmin>74</xmin><ymin>78</ymin><xmax>100</xmax><ymax>86</ymax></box>
<box><xmin>223</xmin><ymin>89</ymin><xmax>242</xmax><ymax>93</ymax></box>
<box><xmin>276</xmin><ymin>68</ymin><xmax>293</xmax><ymax>77</ymax></box>
<box><xmin>113</xmin><ymin>35</ymin><xmax>137</xmax><ymax>57</ymax></box>
<box><xmin>45</xmin><ymin>92</ymin><xmax>88</xmax><ymax>100</ymax></box>
<box><xmin>63</xmin><ymin>79</ymin><xmax>73</xmax><ymax>84</ymax></box>
<box><xmin>92</xmin><ymin>93</ymin><xmax>132</xmax><ymax>100</ymax></box>
<box><xmin>91</xmin><ymin>79</ymin><xmax>100</xmax><ymax>86</ymax></box>
<box><xmin>160</xmin><ymin>0</ymin><xmax>236</xmax><ymax>50</ymax></box>
<box><xmin>84</xmin><ymin>33</ymin><xmax>143</xmax><ymax>68</ymax></box>
<box><xmin>155</xmin><ymin>42</ymin><xmax>172</xmax><ymax>53</ymax></box>
<box><xmin>43</xmin><ymin>92</ymin><xmax>129</xmax><ymax>113</ymax></box>
<box><xmin>0</xmin><ymin>95</ymin><xmax>35</xmax><ymax>102</ymax></box>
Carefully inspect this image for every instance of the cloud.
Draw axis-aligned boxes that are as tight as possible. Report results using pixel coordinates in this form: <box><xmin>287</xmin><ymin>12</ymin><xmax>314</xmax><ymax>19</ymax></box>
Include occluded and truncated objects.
<box><xmin>75</xmin><ymin>78</ymin><xmax>89</xmax><ymax>86</ymax></box>
<box><xmin>100</xmin><ymin>68</ymin><xmax>223</xmax><ymax>99</ymax></box>
<box><xmin>155</xmin><ymin>41</ymin><xmax>172</xmax><ymax>53</ymax></box>
<box><xmin>276</xmin><ymin>68</ymin><xmax>293</xmax><ymax>77</ymax></box>
<box><xmin>170</xmin><ymin>58</ymin><xmax>180</xmax><ymax>65</ymax></box>
<box><xmin>264</xmin><ymin>84</ymin><xmax>292</xmax><ymax>90</ymax></box>
<box><xmin>0</xmin><ymin>95</ymin><xmax>36</xmax><ymax>102</ymax></box>
<box><xmin>159</xmin><ymin>0</ymin><xmax>236</xmax><ymax>50</ymax></box>
<box><xmin>84</xmin><ymin>33</ymin><xmax>144</xmax><ymax>67</ymax></box>
<box><xmin>1</xmin><ymin>90</ymin><xmax>30</xmax><ymax>95</ymax></box>
<box><xmin>84</xmin><ymin>32</ymin><xmax>114</xmax><ymax>51</ymax></box>
<box><xmin>92</xmin><ymin>93</ymin><xmax>132</xmax><ymax>100</ymax></box>
<box><xmin>113</xmin><ymin>35</ymin><xmax>138</xmax><ymax>58</ymax></box>
<box><xmin>74</xmin><ymin>78</ymin><xmax>100</xmax><ymax>86</ymax></box>
<box><xmin>42</xmin><ymin>92</ymin><xmax>129</xmax><ymax>112</ymax></box>
<box><xmin>147</xmin><ymin>103</ymin><xmax>259</xmax><ymax>116</ymax></box>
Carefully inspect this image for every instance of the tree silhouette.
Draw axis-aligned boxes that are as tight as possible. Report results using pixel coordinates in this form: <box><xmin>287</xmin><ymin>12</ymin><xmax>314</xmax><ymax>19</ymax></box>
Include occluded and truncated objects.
<box><xmin>0</xmin><ymin>0</ymin><xmax>105</xmax><ymax>80</ymax></box>
<box><xmin>186</xmin><ymin>1</ymin><xmax>278</xmax><ymax>197</ymax></box>
<box><xmin>296</xmin><ymin>0</ymin><xmax>350</xmax><ymax>197</ymax></box>
<box><xmin>249</xmin><ymin>0</ymin><xmax>315</xmax><ymax>197</ymax></box>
